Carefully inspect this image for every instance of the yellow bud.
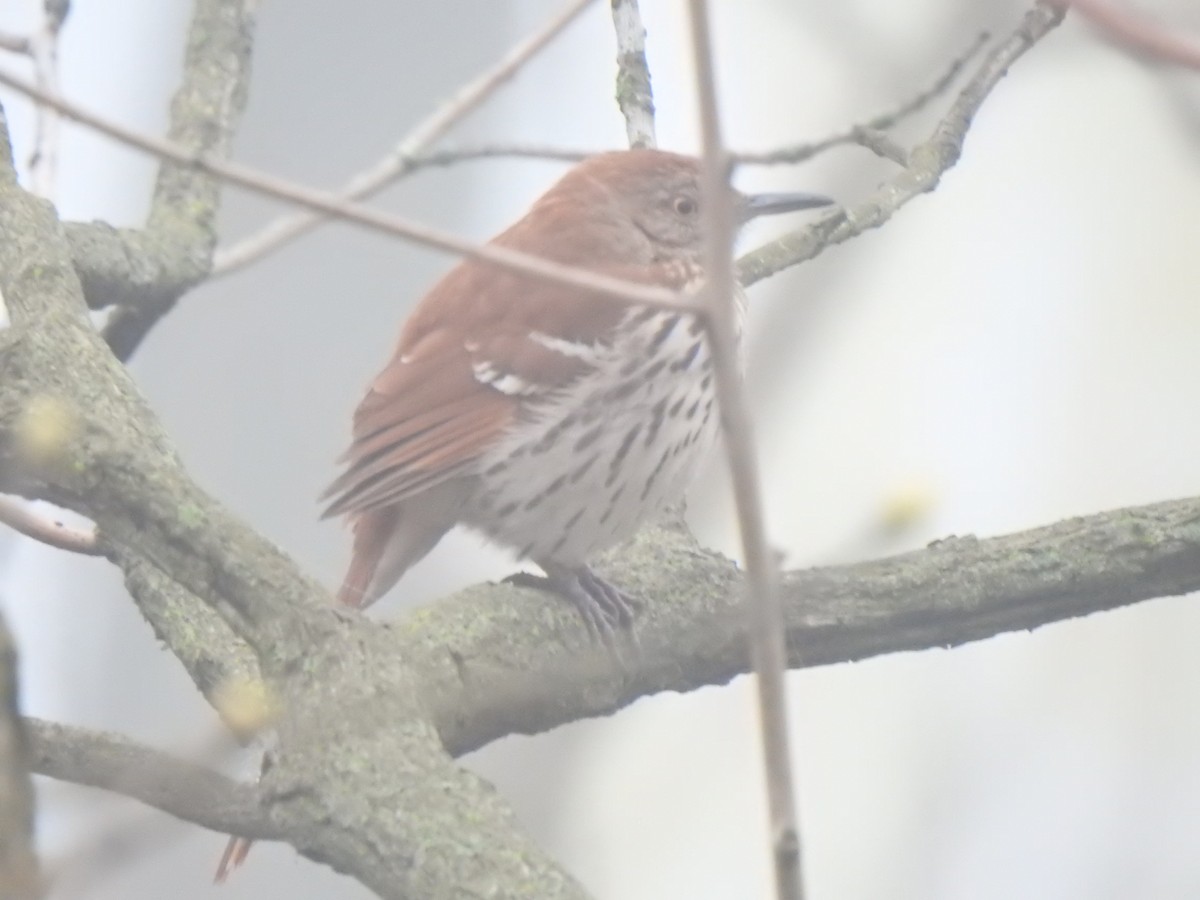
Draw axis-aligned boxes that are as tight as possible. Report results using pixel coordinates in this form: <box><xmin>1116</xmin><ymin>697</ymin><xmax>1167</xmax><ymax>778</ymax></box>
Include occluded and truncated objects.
<box><xmin>15</xmin><ymin>394</ymin><xmax>76</xmax><ymax>467</ymax></box>
<box><xmin>879</xmin><ymin>478</ymin><xmax>937</xmax><ymax>532</ymax></box>
<box><xmin>213</xmin><ymin>678</ymin><xmax>278</xmax><ymax>737</ymax></box>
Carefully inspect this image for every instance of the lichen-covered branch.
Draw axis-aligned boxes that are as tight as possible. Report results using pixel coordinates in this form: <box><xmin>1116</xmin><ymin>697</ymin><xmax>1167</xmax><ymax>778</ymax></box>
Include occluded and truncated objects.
<box><xmin>59</xmin><ymin>0</ymin><xmax>257</xmax><ymax>359</ymax></box>
<box><xmin>610</xmin><ymin>0</ymin><xmax>656</xmax><ymax>147</ymax></box>
<box><xmin>116</xmin><ymin>551</ymin><xmax>261</xmax><ymax>718</ymax></box>
<box><xmin>403</xmin><ymin>495</ymin><xmax>1200</xmax><ymax>757</ymax></box>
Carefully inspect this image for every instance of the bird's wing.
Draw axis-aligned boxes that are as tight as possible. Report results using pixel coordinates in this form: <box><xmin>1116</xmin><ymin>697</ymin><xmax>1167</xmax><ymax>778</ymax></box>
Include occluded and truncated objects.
<box><xmin>320</xmin><ymin>257</ymin><xmax>646</xmax><ymax>518</ymax></box>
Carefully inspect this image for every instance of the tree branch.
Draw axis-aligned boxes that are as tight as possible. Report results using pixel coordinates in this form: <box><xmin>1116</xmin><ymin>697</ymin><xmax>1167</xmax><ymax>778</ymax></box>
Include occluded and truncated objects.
<box><xmin>610</xmin><ymin>0</ymin><xmax>656</xmax><ymax>148</ymax></box>
<box><xmin>29</xmin><ymin>493</ymin><xmax>1200</xmax><ymax>888</ymax></box>
<box><xmin>399</xmin><ymin>495</ymin><xmax>1200</xmax><ymax>758</ymax></box>
<box><xmin>737</xmin><ymin>1</ymin><xmax>1066</xmax><ymax>287</ymax></box>
<box><xmin>55</xmin><ymin>0</ymin><xmax>257</xmax><ymax>359</ymax></box>
<box><xmin>26</xmin><ymin>718</ymin><xmax>273</xmax><ymax>840</ymax></box>
<box><xmin>115</xmin><ymin>551</ymin><xmax>261</xmax><ymax>721</ymax></box>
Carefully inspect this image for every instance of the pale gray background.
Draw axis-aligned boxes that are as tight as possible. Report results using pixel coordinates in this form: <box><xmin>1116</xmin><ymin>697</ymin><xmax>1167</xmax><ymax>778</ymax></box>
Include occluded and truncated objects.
<box><xmin>2</xmin><ymin>0</ymin><xmax>1199</xmax><ymax>898</ymax></box>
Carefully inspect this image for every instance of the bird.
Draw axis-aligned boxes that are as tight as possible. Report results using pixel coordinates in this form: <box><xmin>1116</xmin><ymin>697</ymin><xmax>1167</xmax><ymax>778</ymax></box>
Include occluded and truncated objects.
<box><xmin>214</xmin><ymin>148</ymin><xmax>831</xmax><ymax>880</ymax></box>
<box><xmin>323</xmin><ymin>148</ymin><xmax>831</xmax><ymax>629</ymax></box>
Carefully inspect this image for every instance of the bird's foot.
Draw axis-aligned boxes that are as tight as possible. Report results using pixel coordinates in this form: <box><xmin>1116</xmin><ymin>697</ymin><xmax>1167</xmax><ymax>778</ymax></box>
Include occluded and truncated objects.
<box><xmin>505</xmin><ymin>564</ymin><xmax>641</xmax><ymax>645</ymax></box>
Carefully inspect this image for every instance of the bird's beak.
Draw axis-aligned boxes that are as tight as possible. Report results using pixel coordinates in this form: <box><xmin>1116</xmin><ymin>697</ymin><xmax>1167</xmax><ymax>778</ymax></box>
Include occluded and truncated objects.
<box><xmin>741</xmin><ymin>191</ymin><xmax>835</xmax><ymax>222</ymax></box>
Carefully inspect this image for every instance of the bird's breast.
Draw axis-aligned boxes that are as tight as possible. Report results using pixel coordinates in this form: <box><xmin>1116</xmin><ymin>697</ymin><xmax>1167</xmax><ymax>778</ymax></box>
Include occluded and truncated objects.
<box><xmin>462</xmin><ymin>303</ymin><xmax>739</xmax><ymax>565</ymax></box>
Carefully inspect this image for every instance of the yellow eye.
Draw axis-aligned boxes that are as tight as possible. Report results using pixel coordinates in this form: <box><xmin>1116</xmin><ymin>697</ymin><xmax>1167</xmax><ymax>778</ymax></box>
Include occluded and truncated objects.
<box><xmin>673</xmin><ymin>195</ymin><xmax>696</xmax><ymax>216</ymax></box>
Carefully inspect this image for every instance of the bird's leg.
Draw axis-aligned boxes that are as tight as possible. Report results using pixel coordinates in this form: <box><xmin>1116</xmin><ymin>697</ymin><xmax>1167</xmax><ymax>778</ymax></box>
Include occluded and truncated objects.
<box><xmin>506</xmin><ymin>562</ymin><xmax>640</xmax><ymax>642</ymax></box>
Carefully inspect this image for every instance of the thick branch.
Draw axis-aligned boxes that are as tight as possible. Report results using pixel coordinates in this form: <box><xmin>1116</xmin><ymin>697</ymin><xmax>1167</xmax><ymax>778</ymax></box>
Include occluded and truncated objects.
<box><xmin>116</xmin><ymin>551</ymin><xmax>261</xmax><ymax>713</ymax></box>
<box><xmin>610</xmin><ymin>0</ymin><xmax>656</xmax><ymax>147</ymax></box>
<box><xmin>397</xmin><ymin>496</ymin><xmax>1200</xmax><ymax>757</ymax></box>
<box><xmin>30</xmin><ymin>495</ymin><xmax>1200</xmax><ymax>890</ymax></box>
<box><xmin>61</xmin><ymin>0</ymin><xmax>256</xmax><ymax>358</ymax></box>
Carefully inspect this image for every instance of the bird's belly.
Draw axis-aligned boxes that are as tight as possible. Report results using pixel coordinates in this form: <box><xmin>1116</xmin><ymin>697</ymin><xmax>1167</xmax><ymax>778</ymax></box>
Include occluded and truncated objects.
<box><xmin>463</xmin><ymin>358</ymin><xmax>718</xmax><ymax>566</ymax></box>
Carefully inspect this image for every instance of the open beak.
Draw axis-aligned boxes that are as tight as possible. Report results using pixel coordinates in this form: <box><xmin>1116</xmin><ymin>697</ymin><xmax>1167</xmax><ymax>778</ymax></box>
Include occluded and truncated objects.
<box><xmin>741</xmin><ymin>191</ymin><xmax>836</xmax><ymax>221</ymax></box>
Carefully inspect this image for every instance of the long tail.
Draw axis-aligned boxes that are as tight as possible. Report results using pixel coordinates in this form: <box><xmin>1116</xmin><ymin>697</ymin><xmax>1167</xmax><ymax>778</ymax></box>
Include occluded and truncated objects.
<box><xmin>214</xmin><ymin>837</ymin><xmax>252</xmax><ymax>884</ymax></box>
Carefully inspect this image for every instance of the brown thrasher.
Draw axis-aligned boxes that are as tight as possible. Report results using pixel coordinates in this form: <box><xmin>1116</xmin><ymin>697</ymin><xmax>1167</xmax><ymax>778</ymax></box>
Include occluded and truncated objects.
<box><xmin>214</xmin><ymin>148</ymin><xmax>831</xmax><ymax>880</ymax></box>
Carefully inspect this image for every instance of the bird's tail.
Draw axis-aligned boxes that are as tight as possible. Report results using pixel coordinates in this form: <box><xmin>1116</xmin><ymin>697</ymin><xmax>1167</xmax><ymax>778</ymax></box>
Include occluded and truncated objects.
<box><xmin>214</xmin><ymin>837</ymin><xmax>252</xmax><ymax>884</ymax></box>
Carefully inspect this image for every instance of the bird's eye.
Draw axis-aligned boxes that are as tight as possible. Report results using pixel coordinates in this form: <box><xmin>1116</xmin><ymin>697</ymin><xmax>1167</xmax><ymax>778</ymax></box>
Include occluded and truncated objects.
<box><xmin>672</xmin><ymin>195</ymin><xmax>697</xmax><ymax>216</ymax></box>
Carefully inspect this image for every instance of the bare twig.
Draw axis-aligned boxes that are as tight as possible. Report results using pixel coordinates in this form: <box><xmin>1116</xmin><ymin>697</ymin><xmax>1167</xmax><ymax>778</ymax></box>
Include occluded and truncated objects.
<box><xmin>685</xmin><ymin>2</ymin><xmax>803</xmax><ymax>898</ymax></box>
<box><xmin>26</xmin><ymin>0</ymin><xmax>69</xmax><ymax>198</ymax></box>
<box><xmin>212</xmin><ymin>0</ymin><xmax>598</xmax><ymax>277</ymax></box>
<box><xmin>737</xmin><ymin>2</ymin><xmax>1066</xmax><ymax>288</ymax></box>
<box><xmin>0</xmin><ymin>495</ymin><xmax>100</xmax><ymax>555</ymax></box>
<box><xmin>0</xmin><ymin>67</ymin><xmax>700</xmax><ymax>315</ymax></box>
<box><xmin>376</xmin><ymin>141</ymin><xmax>594</xmax><ymax>170</ymax></box>
<box><xmin>610</xmin><ymin>0</ymin><xmax>656</xmax><ymax>147</ymax></box>
<box><xmin>736</xmin><ymin>30</ymin><xmax>990</xmax><ymax>166</ymax></box>
<box><xmin>1064</xmin><ymin>0</ymin><xmax>1200</xmax><ymax>70</ymax></box>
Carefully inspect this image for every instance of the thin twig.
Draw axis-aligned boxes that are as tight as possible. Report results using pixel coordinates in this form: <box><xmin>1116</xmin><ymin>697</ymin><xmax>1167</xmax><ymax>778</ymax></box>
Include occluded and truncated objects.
<box><xmin>26</xmin><ymin>0</ymin><xmax>69</xmax><ymax>198</ymax></box>
<box><xmin>212</xmin><ymin>0</ymin><xmax>598</xmax><ymax>277</ymax></box>
<box><xmin>382</xmin><ymin>142</ymin><xmax>594</xmax><ymax>170</ymax></box>
<box><xmin>737</xmin><ymin>1</ymin><xmax>1066</xmax><ymax>288</ymax></box>
<box><xmin>685</xmin><ymin>1</ymin><xmax>803</xmax><ymax>898</ymax></box>
<box><xmin>1064</xmin><ymin>0</ymin><xmax>1200</xmax><ymax>70</ymax></box>
<box><xmin>851</xmin><ymin>127</ymin><xmax>910</xmax><ymax>166</ymax></box>
<box><xmin>0</xmin><ymin>66</ymin><xmax>697</xmax><ymax>314</ymax></box>
<box><xmin>736</xmin><ymin>30</ymin><xmax>990</xmax><ymax>166</ymax></box>
<box><xmin>0</xmin><ymin>495</ymin><xmax>100</xmax><ymax>555</ymax></box>
<box><xmin>610</xmin><ymin>0</ymin><xmax>656</xmax><ymax>148</ymax></box>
